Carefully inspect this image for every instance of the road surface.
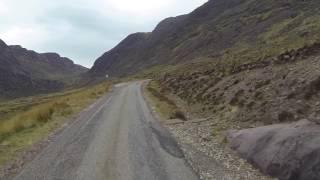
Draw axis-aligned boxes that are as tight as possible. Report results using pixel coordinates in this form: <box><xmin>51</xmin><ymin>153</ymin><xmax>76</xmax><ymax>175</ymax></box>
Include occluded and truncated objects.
<box><xmin>13</xmin><ymin>81</ymin><xmax>198</xmax><ymax>180</ymax></box>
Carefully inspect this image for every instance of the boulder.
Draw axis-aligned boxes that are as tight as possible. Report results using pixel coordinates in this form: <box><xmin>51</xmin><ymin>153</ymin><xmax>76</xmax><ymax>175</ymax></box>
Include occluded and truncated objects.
<box><xmin>228</xmin><ymin>119</ymin><xmax>320</xmax><ymax>180</ymax></box>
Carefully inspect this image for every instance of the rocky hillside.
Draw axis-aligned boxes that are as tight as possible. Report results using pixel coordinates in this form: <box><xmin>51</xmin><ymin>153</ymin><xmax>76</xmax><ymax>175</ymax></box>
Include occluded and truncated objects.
<box><xmin>152</xmin><ymin>37</ymin><xmax>320</xmax><ymax>180</ymax></box>
<box><xmin>90</xmin><ymin>0</ymin><xmax>320</xmax><ymax>77</ymax></box>
<box><xmin>0</xmin><ymin>39</ymin><xmax>87</xmax><ymax>99</ymax></box>
<box><xmin>157</xmin><ymin>43</ymin><xmax>320</xmax><ymax>126</ymax></box>
<box><xmin>88</xmin><ymin>0</ymin><xmax>320</xmax><ymax>179</ymax></box>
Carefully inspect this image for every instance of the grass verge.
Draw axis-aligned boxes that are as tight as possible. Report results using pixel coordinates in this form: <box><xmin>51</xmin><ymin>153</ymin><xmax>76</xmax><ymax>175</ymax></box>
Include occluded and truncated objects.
<box><xmin>146</xmin><ymin>80</ymin><xmax>186</xmax><ymax>121</ymax></box>
<box><xmin>0</xmin><ymin>81</ymin><xmax>111</xmax><ymax>167</ymax></box>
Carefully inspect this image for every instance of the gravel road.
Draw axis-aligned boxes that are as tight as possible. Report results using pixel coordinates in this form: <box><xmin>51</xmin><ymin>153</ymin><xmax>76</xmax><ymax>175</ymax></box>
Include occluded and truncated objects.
<box><xmin>13</xmin><ymin>81</ymin><xmax>198</xmax><ymax>180</ymax></box>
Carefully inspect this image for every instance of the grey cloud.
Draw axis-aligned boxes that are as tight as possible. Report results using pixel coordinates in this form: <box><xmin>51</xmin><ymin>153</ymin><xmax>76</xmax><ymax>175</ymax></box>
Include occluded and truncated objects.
<box><xmin>39</xmin><ymin>7</ymin><xmax>132</xmax><ymax>36</ymax></box>
<box><xmin>0</xmin><ymin>0</ymin><xmax>207</xmax><ymax>68</ymax></box>
<box><xmin>35</xmin><ymin>6</ymin><xmax>146</xmax><ymax>67</ymax></box>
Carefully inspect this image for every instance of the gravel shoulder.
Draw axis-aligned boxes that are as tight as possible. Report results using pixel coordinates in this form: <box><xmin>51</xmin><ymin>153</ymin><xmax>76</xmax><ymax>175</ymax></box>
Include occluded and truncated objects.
<box><xmin>166</xmin><ymin>120</ymin><xmax>276</xmax><ymax>180</ymax></box>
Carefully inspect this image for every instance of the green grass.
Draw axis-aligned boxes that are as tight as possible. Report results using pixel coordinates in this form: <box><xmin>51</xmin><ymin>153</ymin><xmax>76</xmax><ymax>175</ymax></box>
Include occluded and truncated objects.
<box><xmin>0</xmin><ymin>81</ymin><xmax>111</xmax><ymax>167</ymax></box>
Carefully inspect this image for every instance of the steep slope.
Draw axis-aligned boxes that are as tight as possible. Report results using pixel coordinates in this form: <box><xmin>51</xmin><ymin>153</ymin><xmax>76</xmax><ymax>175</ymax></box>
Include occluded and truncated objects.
<box><xmin>90</xmin><ymin>0</ymin><xmax>320</xmax><ymax>77</ymax></box>
<box><xmin>0</xmin><ymin>39</ymin><xmax>87</xmax><ymax>99</ymax></box>
<box><xmin>90</xmin><ymin>32</ymin><xmax>150</xmax><ymax>76</ymax></box>
<box><xmin>89</xmin><ymin>0</ymin><xmax>320</xmax><ymax>179</ymax></box>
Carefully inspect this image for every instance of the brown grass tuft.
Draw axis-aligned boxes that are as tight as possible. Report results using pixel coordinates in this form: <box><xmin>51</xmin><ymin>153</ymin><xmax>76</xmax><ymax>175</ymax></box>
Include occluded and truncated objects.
<box><xmin>0</xmin><ymin>81</ymin><xmax>111</xmax><ymax>142</ymax></box>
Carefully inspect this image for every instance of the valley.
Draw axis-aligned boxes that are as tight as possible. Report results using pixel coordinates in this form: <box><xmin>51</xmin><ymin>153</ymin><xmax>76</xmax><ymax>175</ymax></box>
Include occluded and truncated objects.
<box><xmin>1</xmin><ymin>0</ymin><xmax>320</xmax><ymax>179</ymax></box>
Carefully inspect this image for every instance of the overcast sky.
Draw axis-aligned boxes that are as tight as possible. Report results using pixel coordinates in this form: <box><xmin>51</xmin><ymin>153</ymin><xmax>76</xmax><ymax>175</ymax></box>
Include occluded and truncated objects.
<box><xmin>0</xmin><ymin>0</ymin><xmax>207</xmax><ymax>68</ymax></box>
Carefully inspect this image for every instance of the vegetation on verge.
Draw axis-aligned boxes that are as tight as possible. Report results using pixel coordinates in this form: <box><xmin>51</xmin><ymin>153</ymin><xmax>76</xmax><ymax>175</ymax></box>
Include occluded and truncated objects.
<box><xmin>146</xmin><ymin>81</ymin><xmax>186</xmax><ymax>121</ymax></box>
<box><xmin>0</xmin><ymin>81</ymin><xmax>111</xmax><ymax>166</ymax></box>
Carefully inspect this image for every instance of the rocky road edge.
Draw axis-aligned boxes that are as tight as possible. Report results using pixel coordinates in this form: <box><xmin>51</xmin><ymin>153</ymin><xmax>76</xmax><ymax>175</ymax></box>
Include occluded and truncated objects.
<box><xmin>142</xmin><ymin>81</ymin><xmax>275</xmax><ymax>180</ymax></box>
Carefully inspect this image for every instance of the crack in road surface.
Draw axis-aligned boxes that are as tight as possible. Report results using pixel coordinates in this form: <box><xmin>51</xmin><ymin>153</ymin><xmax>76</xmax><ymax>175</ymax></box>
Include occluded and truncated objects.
<box><xmin>12</xmin><ymin>81</ymin><xmax>198</xmax><ymax>180</ymax></box>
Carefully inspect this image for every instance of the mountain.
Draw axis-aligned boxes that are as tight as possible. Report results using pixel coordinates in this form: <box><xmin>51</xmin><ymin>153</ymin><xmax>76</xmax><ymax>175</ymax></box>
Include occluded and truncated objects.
<box><xmin>0</xmin><ymin>39</ymin><xmax>87</xmax><ymax>99</ymax></box>
<box><xmin>89</xmin><ymin>0</ymin><xmax>320</xmax><ymax>179</ymax></box>
<box><xmin>89</xmin><ymin>0</ymin><xmax>320</xmax><ymax>77</ymax></box>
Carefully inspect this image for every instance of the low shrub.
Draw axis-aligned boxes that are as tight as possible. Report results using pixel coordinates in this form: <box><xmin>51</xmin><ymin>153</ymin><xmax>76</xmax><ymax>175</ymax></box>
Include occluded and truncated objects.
<box><xmin>147</xmin><ymin>81</ymin><xmax>188</xmax><ymax>121</ymax></box>
<box><xmin>170</xmin><ymin>110</ymin><xmax>187</xmax><ymax>121</ymax></box>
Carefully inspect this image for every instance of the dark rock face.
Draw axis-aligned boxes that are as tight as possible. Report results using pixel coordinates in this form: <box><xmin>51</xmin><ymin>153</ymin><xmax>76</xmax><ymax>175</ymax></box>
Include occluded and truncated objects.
<box><xmin>228</xmin><ymin>120</ymin><xmax>320</xmax><ymax>180</ymax></box>
<box><xmin>0</xmin><ymin>39</ymin><xmax>87</xmax><ymax>99</ymax></box>
<box><xmin>0</xmin><ymin>39</ymin><xmax>7</xmax><ymax>51</ymax></box>
<box><xmin>40</xmin><ymin>53</ymin><xmax>87</xmax><ymax>74</ymax></box>
<box><xmin>90</xmin><ymin>33</ymin><xmax>150</xmax><ymax>76</ymax></box>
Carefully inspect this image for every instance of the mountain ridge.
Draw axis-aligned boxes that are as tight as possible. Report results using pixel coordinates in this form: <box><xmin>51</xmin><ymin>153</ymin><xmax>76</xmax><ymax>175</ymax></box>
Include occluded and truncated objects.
<box><xmin>89</xmin><ymin>0</ymin><xmax>320</xmax><ymax>77</ymax></box>
<box><xmin>0</xmin><ymin>39</ymin><xmax>87</xmax><ymax>99</ymax></box>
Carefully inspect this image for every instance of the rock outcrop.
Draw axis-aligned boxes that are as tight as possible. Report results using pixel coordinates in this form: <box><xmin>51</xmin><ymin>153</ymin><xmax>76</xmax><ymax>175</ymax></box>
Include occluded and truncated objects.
<box><xmin>228</xmin><ymin>119</ymin><xmax>320</xmax><ymax>180</ymax></box>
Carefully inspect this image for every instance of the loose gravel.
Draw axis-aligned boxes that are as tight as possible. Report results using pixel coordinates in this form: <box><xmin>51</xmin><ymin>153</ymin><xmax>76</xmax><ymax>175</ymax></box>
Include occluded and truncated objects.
<box><xmin>165</xmin><ymin>119</ymin><xmax>276</xmax><ymax>180</ymax></box>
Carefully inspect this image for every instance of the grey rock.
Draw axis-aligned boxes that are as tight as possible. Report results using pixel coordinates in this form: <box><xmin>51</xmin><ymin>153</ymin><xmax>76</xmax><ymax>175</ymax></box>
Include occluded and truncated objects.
<box><xmin>228</xmin><ymin>119</ymin><xmax>320</xmax><ymax>180</ymax></box>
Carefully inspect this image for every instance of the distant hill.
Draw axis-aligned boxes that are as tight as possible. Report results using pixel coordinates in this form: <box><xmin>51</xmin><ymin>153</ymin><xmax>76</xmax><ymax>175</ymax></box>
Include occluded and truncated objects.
<box><xmin>89</xmin><ymin>0</ymin><xmax>320</xmax><ymax>77</ymax></box>
<box><xmin>0</xmin><ymin>39</ymin><xmax>87</xmax><ymax>99</ymax></box>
